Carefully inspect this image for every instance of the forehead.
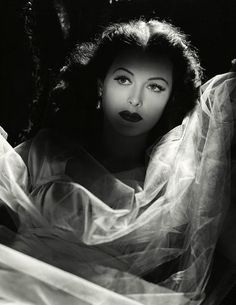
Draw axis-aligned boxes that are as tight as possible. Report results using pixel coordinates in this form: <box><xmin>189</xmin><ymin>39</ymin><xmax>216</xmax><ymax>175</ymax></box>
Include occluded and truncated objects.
<box><xmin>108</xmin><ymin>49</ymin><xmax>173</xmax><ymax>76</ymax></box>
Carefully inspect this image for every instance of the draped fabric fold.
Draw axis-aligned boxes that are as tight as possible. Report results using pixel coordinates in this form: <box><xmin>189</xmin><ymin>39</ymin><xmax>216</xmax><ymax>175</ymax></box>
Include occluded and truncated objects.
<box><xmin>0</xmin><ymin>73</ymin><xmax>235</xmax><ymax>304</ymax></box>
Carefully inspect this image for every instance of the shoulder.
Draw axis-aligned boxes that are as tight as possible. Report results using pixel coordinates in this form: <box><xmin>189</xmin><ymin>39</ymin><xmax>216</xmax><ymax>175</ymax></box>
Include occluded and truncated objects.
<box><xmin>14</xmin><ymin>129</ymin><xmax>81</xmax><ymax>188</ymax></box>
<box><xmin>15</xmin><ymin>129</ymin><xmax>79</xmax><ymax>162</ymax></box>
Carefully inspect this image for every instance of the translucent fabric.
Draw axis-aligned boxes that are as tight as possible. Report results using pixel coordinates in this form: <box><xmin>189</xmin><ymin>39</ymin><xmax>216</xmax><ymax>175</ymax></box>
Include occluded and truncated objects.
<box><xmin>0</xmin><ymin>73</ymin><xmax>235</xmax><ymax>305</ymax></box>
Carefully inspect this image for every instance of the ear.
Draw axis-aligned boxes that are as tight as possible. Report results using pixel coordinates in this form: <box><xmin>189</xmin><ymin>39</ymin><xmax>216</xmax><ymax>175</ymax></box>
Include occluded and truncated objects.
<box><xmin>97</xmin><ymin>79</ymin><xmax>103</xmax><ymax>97</ymax></box>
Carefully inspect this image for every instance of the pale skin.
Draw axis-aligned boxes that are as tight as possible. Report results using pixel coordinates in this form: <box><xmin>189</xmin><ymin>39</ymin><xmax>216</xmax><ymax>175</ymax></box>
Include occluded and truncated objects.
<box><xmin>93</xmin><ymin>53</ymin><xmax>236</xmax><ymax>268</ymax></box>
<box><xmin>94</xmin><ymin>49</ymin><xmax>173</xmax><ymax>173</ymax></box>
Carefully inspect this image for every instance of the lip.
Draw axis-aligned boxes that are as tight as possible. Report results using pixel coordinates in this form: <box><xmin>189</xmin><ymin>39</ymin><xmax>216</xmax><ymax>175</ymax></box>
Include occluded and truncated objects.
<box><xmin>119</xmin><ymin>111</ymin><xmax>143</xmax><ymax>123</ymax></box>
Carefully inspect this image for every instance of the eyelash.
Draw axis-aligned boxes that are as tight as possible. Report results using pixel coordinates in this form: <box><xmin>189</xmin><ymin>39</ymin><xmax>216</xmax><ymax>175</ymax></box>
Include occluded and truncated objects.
<box><xmin>114</xmin><ymin>75</ymin><xmax>165</xmax><ymax>93</ymax></box>
<box><xmin>147</xmin><ymin>83</ymin><xmax>165</xmax><ymax>93</ymax></box>
<box><xmin>114</xmin><ymin>76</ymin><xmax>131</xmax><ymax>85</ymax></box>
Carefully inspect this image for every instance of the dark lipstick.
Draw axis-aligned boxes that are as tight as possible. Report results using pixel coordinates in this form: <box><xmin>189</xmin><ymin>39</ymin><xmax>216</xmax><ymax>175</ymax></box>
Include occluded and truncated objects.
<box><xmin>119</xmin><ymin>111</ymin><xmax>143</xmax><ymax>123</ymax></box>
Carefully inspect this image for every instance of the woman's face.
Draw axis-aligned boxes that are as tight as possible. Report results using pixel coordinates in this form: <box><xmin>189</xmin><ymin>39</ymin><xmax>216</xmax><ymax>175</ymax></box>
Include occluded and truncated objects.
<box><xmin>100</xmin><ymin>49</ymin><xmax>173</xmax><ymax>137</ymax></box>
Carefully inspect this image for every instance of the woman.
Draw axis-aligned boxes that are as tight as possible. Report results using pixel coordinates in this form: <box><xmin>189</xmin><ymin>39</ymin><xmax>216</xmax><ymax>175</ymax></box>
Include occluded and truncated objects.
<box><xmin>0</xmin><ymin>19</ymin><xmax>235</xmax><ymax>305</ymax></box>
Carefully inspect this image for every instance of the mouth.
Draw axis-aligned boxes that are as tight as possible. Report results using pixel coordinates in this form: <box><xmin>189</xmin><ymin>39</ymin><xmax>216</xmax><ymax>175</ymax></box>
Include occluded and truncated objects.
<box><xmin>119</xmin><ymin>111</ymin><xmax>143</xmax><ymax>123</ymax></box>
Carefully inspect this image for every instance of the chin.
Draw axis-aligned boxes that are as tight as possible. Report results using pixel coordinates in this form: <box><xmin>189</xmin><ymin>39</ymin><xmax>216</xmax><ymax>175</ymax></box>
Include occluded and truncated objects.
<box><xmin>115</xmin><ymin>127</ymin><xmax>146</xmax><ymax>137</ymax></box>
<box><xmin>108</xmin><ymin>120</ymin><xmax>148</xmax><ymax>137</ymax></box>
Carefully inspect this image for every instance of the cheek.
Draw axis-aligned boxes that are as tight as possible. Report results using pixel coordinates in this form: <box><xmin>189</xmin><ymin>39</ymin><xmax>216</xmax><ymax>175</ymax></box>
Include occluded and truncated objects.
<box><xmin>144</xmin><ymin>95</ymin><xmax>170</xmax><ymax>124</ymax></box>
<box><xmin>103</xmin><ymin>84</ymin><xmax>127</xmax><ymax>110</ymax></box>
<box><xmin>102</xmin><ymin>90</ymin><xmax>120</xmax><ymax>119</ymax></box>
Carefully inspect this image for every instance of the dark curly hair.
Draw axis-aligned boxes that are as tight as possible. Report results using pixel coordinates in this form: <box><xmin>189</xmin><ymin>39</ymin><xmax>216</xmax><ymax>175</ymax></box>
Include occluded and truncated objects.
<box><xmin>45</xmin><ymin>19</ymin><xmax>203</xmax><ymax>144</ymax></box>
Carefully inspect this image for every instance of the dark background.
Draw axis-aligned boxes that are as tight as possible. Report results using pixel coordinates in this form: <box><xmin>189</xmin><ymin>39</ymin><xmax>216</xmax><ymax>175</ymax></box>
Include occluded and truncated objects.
<box><xmin>0</xmin><ymin>1</ymin><xmax>236</xmax><ymax>303</ymax></box>
<box><xmin>1</xmin><ymin>0</ymin><xmax>236</xmax><ymax>145</ymax></box>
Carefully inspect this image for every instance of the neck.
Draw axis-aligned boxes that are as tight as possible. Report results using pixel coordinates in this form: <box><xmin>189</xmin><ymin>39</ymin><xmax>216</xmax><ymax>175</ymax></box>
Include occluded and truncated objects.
<box><xmin>94</xmin><ymin>121</ymin><xmax>147</xmax><ymax>172</ymax></box>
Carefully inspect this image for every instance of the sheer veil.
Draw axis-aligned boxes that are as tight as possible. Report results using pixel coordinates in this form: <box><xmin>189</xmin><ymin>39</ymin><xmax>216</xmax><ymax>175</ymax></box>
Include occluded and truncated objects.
<box><xmin>0</xmin><ymin>72</ymin><xmax>235</xmax><ymax>305</ymax></box>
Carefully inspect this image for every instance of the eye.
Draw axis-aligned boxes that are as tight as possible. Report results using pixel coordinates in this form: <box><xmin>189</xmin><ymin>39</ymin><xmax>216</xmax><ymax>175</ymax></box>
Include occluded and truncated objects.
<box><xmin>147</xmin><ymin>83</ymin><xmax>165</xmax><ymax>93</ymax></box>
<box><xmin>114</xmin><ymin>76</ymin><xmax>132</xmax><ymax>85</ymax></box>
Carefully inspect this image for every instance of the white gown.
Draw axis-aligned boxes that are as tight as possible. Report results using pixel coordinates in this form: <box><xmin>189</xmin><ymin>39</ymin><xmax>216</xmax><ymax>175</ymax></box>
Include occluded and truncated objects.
<box><xmin>0</xmin><ymin>73</ymin><xmax>235</xmax><ymax>305</ymax></box>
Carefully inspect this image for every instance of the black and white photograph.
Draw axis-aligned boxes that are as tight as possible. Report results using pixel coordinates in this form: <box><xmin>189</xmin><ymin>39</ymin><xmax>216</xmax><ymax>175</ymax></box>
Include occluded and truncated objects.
<box><xmin>0</xmin><ymin>1</ymin><xmax>236</xmax><ymax>304</ymax></box>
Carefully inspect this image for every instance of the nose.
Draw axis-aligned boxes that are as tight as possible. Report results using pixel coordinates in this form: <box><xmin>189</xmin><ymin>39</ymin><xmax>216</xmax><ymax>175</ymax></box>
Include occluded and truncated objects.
<box><xmin>128</xmin><ymin>98</ymin><xmax>141</xmax><ymax>107</ymax></box>
<box><xmin>128</xmin><ymin>87</ymin><xmax>143</xmax><ymax>107</ymax></box>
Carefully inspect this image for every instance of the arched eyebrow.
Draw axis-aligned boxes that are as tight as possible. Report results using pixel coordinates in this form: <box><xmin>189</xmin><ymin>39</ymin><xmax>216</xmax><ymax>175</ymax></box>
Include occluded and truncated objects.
<box><xmin>113</xmin><ymin>67</ymin><xmax>169</xmax><ymax>86</ymax></box>
<box><xmin>112</xmin><ymin>67</ymin><xmax>134</xmax><ymax>75</ymax></box>
<box><xmin>148</xmin><ymin>77</ymin><xmax>169</xmax><ymax>86</ymax></box>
